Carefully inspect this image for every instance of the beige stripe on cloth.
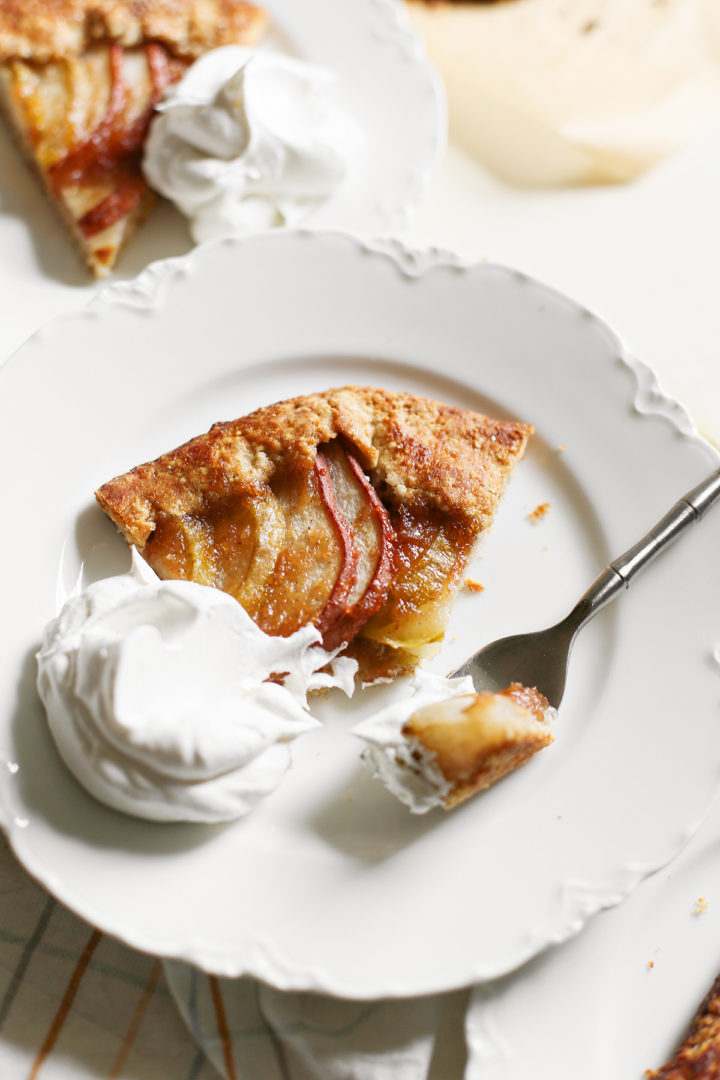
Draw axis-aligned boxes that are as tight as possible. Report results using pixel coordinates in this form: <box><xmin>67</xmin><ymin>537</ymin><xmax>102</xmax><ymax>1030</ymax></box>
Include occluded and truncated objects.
<box><xmin>208</xmin><ymin>977</ymin><xmax>237</xmax><ymax>1080</ymax></box>
<box><xmin>27</xmin><ymin>929</ymin><xmax>103</xmax><ymax>1080</ymax></box>
<box><xmin>108</xmin><ymin>959</ymin><xmax>163</xmax><ymax>1079</ymax></box>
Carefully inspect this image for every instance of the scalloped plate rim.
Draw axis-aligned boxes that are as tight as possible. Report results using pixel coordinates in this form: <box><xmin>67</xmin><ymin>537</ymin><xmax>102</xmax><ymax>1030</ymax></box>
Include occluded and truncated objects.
<box><xmin>1</xmin><ymin>230</ymin><xmax>719</xmax><ymax>999</ymax></box>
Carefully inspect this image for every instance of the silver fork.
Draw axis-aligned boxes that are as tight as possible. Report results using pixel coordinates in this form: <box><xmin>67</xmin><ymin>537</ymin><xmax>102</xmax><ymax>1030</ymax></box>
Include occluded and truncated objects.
<box><xmin>452</xmin><ymin>468</ymin><xmax>720</xmax><ymax>708</ymax></box>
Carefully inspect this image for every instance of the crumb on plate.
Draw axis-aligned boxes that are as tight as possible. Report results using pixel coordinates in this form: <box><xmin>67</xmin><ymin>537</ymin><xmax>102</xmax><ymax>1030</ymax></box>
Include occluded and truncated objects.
<box><xmin>529</xmin><ymin>502</ymin><xmax>551</xmax><ymax>524</ymax></box>
<box><xmin>464</xmin><ymin>579</ymin><xmax>485</xmax><ymax>593</ymax></box>
<box><xmin>694</xmin><ymin>897</ymin><xmax>709</xmax><ymax>916</ymax></box>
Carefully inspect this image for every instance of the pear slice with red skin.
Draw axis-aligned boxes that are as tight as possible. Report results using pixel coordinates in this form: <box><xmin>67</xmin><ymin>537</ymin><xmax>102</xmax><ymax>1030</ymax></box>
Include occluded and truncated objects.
<box><xmin>143</xmin><ymin>493</ymin><xmax>284</xmax><ymax>611</ymax></box>
<box><xmin>320</xmin><ymin>441</ymin><xmax>395</xmax><ymax>651</ymax></box>
<box><xmin>142</xmin><ymin>441</ymin><xmax>392</xmax><ymax>652</ymax></box>
<box><xmin>312</xmin><ymin>451</ymin><xmax>361</xmax><ymax>642</ymax></box>
<box><xmin>252</xmin><ymin>453</ymin><xmax>359</xmax><ymax>639</ymax></box>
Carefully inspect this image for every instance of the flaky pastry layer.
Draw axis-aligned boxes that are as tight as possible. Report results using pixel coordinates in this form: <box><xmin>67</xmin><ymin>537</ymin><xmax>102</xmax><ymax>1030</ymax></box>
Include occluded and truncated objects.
<box><xmin>0</xmin><ymin>0</ymin><xmax>268</xmax><ymax>63</ymax></box>
<box><xmin>96</xmin><ymin>385</ymin><xmax>532</xmax><ymax>545</ymax></box>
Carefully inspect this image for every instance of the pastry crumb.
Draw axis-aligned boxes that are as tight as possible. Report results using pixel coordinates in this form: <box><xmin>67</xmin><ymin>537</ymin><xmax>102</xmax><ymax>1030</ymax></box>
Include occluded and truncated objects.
<box><xmin>464</xmin><ymin>579</ymin><xmax>485</xmax><ymax>593</ymax></box>
<box><xmin>528</xmin><ymin>502</ymin><xmax>550</xmax><ymax>524</ymax></box>
<box><xmin>556</xmin><ymin>444</ymin><xmax>566</xmax><ymax>453</ymax></box>
<box><xmin>648</xmin><ymin>960</ymin><xmax>655</xmax><ymax>969</ymax></box>
<box><xmin>694</xmin><ymin>897</ymin><xmax>709</xmax><ymax>916</ymax></box>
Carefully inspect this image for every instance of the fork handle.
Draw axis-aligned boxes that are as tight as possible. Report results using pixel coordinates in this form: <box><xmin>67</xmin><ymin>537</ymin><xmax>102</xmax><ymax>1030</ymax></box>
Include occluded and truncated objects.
<box><xmin>568</xmin><ymin>467</ymin><xmax>720</xmax><ymax>631</ymax></box>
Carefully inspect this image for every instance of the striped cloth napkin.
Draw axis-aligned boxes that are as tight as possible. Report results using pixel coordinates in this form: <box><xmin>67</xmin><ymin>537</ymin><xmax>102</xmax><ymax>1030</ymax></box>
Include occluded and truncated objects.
<box><xmin>0</xmin><ymin>837</ymin><xmax>468</xmax><ymax>1079</ymax></box>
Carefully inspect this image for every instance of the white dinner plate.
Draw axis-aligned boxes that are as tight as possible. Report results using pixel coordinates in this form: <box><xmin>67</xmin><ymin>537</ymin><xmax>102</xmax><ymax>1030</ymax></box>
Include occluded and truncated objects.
<box><xmin>0</xmin><ymin>0</ymin><xmax>444</xmax><ymax>362</ymax></box>
<box><xmin>1</xmin><ymin>231</ymin><xmax>719</xmax><ymax>999</ymax></box>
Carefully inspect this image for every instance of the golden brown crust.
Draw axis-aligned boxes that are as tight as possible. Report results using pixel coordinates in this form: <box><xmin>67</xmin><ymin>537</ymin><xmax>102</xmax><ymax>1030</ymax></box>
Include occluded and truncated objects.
<box><xmin>96</xmin><ymin>385</ymin><xmax>533</xmax><ymax>548</ymax></box>
<box><xmin>0</xmin><ymin>0</ymin><xmax>268</xmax><ymax>63</ymax></box>
<box><xmin>443</xmin><ymin>730</ymin><xmax>552</xmax><ymax>808</ymax></box>
<box><xmin>647</xmin><ymin>974</ymin><xmax>720</xmax><ymax>1078</ymax></box>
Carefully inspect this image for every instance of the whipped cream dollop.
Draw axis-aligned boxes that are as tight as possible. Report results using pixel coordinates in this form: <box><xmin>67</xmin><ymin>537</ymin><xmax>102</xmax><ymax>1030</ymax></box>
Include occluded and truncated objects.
<box><xmin>37</xmin><ymin>554</ymin><xmax>355</xmax><ymax>823</ymax></box>
<box><xmin>143</xmin><ymin>46</ymin><xmax>360</xmax><ymax>241</ymax></box>
<box><xmin>353</xmin><ymin>670</ymin><xmax>477</xmax><ymax>814</ymax></box>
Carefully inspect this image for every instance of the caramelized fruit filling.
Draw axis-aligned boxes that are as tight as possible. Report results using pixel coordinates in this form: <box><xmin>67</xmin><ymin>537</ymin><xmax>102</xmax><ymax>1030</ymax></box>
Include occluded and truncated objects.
<box><xmin>12</xmin><ymin>41</ymin><xmax>186</xmax><ymax>234</ymax></box>
<box><xmin>138</xmin><ymin>442</ymin><xmax>472</xmax><ymax>660</ymax></box>
<box><xmin>360</xmin><ymin>504</ymin><xmax>474</xmax><ymax>650</ymax></box>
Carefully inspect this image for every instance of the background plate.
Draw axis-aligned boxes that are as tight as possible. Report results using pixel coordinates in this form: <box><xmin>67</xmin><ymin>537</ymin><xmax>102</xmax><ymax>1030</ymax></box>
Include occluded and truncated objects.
<box><xmin>466</xmin><ymin>795</ymin><xmax>720</xmax><ymax>1078</ymax></box>
<box><xmin>1</xmin><ymin>231</ymin><xmax>719</xmax><ymax>999</ymax></box>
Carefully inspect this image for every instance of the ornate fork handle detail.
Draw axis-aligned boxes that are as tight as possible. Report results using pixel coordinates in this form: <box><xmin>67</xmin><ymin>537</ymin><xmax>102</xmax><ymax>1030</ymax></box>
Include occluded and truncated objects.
<box><xmin>567</xmin><ymin>468</ymin><xmax>720</xmax><ymax>637</ymax></box>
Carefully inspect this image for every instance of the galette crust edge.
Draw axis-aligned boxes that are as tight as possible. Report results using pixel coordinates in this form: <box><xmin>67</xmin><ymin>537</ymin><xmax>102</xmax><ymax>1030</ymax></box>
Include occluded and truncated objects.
<box><xmin>0</xmin><ymin>0</ymin><xmax>268</xmax><ymax>63</ymax></box>
<box><xmin>95</xmin><ymin>385</ymin><xmax>533</xmax><ymax>549</ymax></box>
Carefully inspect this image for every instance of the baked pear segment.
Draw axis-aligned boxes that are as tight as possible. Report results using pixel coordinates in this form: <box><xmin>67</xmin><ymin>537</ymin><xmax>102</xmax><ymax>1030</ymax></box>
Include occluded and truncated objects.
<box><xmin>0</xmin><ymin>43</ymin><xmax>168</xmax><ymax>276</ymax></box>
<box><xmin>405</xmin><ymin>684</ymin><xmax>554</xmax><ymax>808</ymax></box>
<box><xmin>359</xmin><ymin>505</ymin><xmax>474</xmax><ymax>658</ymax></box>
<box><xmin>320</xmin><ymin>441</ymin><xmax>396</xmax><ymax>651</ymax></box>
<box><xmin>96</xmin><ymin>386</ymin><xmax>532</xmax><ymax>678</ymax></box>
<box><xmin>253</xmin><ymin>452</ymin><xmax>359</xmax><ymax>640</ymax></box>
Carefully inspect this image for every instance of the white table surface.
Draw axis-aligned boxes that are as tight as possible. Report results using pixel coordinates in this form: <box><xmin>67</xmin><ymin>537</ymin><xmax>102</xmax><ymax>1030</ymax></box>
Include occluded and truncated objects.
<box><xmin>408</xmin><ymin>131</ymin><xmax>720</xmax><ymax>450</ymax></box>
<box><xmin>2</xmin><ymin>110</ymin><xmax>720</xmax><ymax>1078</ymax></box>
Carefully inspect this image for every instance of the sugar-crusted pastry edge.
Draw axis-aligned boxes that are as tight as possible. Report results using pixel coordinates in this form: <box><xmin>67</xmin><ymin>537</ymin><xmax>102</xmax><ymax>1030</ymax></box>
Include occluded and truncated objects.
<box><xmin>0</xmin><ymin>0</ymin><xmax>268</xmax><ymax>64</ymax></box>
<box><xmin>95</xmin><ymin>384</ymin><xmax>533</xmax><ymax>546</ymax></box>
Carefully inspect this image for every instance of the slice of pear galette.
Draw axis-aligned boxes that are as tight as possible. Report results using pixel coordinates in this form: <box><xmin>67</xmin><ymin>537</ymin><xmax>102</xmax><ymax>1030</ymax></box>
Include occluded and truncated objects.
<box><xmin>0</xmin><ymin>0</ymin><xmax>268</xmax><ymax>277</ymax></box>
<box><xmin>95</xmin><ymin>386</ymin><xmax>532</xmax><ymax>682</ymax></box>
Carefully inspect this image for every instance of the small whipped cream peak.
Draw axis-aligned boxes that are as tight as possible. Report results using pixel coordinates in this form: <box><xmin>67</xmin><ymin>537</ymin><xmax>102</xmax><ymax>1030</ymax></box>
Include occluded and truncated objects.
<box><xmin>143</xmin><ymin>46</ymin><xmax>361</xmax><ymax>241</ymax></box>
<box><xmin>37</xmin><ymin>553</ymin><xmax>355</xmax><ymax>823</ymax></box>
